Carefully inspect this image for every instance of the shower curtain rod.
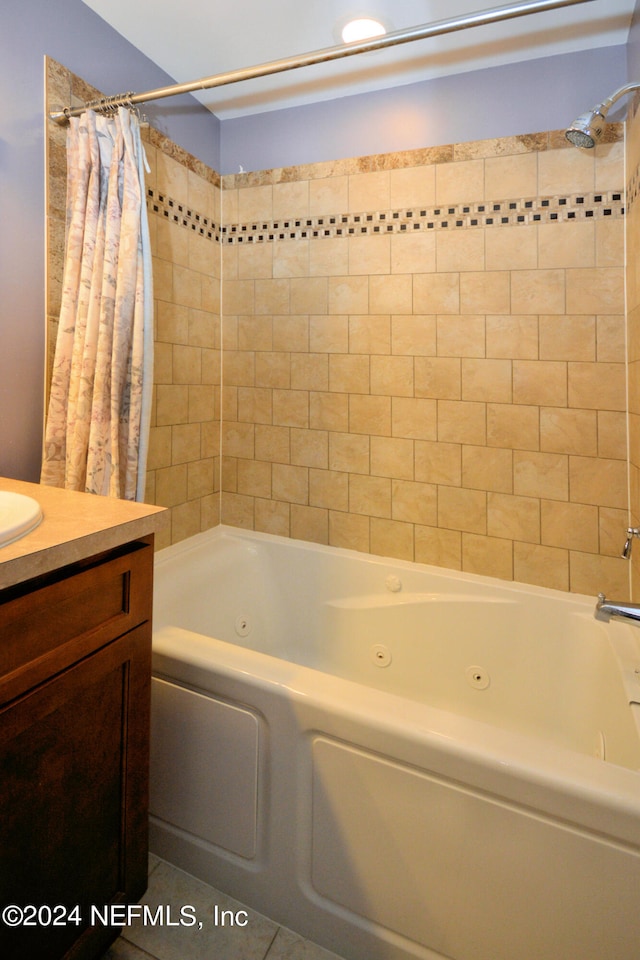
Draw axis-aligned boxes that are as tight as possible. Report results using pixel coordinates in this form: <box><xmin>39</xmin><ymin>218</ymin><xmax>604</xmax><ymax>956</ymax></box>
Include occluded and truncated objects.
<box><xmin>50</xmin><ymin>0</ymin><xmax>594</xmax><ymax>124</ymax></box>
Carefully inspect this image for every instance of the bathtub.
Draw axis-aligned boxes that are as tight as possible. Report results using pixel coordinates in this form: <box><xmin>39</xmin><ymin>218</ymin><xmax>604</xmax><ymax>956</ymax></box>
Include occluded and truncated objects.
<box><xmin>149</xmin><ymin>526</ymin><xmax>640</xmax><ymax>960</ymax></box>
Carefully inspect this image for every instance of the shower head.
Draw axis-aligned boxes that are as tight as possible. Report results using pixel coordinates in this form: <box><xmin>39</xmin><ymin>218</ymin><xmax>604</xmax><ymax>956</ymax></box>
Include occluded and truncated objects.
<box><xmin>565</xmin><ymin>107</ymin><xmax>608</xmax><ymax>149</ymax></box>
<box><xmin>565</xmin><ymin>82</ymin><xmax>640</xmax><ymax>149</ymax></box>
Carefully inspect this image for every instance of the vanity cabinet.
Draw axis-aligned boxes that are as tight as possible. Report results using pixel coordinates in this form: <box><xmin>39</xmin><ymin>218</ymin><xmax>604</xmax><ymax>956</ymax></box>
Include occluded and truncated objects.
<box><xmin>0</xmin><ymin>537</ymin><xmax>154</xmax><ymax>960</ymax></box>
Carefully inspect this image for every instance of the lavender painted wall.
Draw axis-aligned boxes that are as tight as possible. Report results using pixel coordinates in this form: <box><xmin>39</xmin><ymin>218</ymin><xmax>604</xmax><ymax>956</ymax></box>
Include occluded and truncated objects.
<box><xmin>0</xmin><ymin>0</ymin><xmax>219</xmax><ymax>481</ymax></box>
<box><xmin>220</xmin><ymin>45</ymin><xmax>627</xmax><ymax>174</ymax></box>
<box><xmin>628</xmin><ymin>0</ymin><xmax>640</xmax><ymax>77</ymax></box>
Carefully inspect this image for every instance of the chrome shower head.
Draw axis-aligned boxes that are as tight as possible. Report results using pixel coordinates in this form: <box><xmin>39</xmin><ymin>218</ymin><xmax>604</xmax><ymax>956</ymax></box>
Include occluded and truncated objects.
<box><xmin>565</xmin><ymin>82</ymin><xmax>640</xmax><ymax>150</ymax></box>
<box><xmin>565</xmin><ymin>108</ymin><xmax>607</xmax><ymax>149</ymax></box>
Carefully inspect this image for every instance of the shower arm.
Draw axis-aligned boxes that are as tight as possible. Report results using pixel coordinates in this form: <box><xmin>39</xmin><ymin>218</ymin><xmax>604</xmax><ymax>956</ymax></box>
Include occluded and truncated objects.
<box><xmin>591</xmin><ymin>81</ymin><xmax>640</xmax><ymax>120</ymax></box>
<box><xmin>50</xmin><ymin>0</ymin><xmax>595</xmax><ymax>124</ymax></box>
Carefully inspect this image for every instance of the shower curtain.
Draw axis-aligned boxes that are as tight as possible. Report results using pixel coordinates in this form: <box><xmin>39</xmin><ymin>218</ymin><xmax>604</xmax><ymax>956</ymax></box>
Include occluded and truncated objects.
<box><xmin>41</xmin><ymin>107</ymin><xmax>153</xmax><ymax>501</ymax></box>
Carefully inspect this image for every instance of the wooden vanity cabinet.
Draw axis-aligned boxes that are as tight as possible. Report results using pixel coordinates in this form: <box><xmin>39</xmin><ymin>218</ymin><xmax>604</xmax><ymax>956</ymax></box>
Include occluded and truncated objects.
<box><xmin>0</xmin><ymin>537</ymin><xmax>154</xmax><ymax>960</ymax></box>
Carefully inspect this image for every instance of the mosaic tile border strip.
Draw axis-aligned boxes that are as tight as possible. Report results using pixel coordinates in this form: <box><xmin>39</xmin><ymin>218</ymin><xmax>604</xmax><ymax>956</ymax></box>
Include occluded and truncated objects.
<box><xmin>223</xmin><ymin>191</ymin><xmax>624</xmax><ymax>244</ymax></box>
<box><xmin>146</xmin><ymin>187</ymin><xmax>624</xmax><ymax>245</ymax></box>
<box><xmin>146</xmin><ymin>188</ymin><xmax>219</xmax><ymax>240</ymax></box>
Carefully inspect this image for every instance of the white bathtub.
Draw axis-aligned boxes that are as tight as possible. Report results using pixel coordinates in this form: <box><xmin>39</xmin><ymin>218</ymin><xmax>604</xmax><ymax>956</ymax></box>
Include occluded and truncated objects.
<box><xmin>150</xmin><ymin>526</ymin><xmax>640</xmax><ymax>960</ymax></box>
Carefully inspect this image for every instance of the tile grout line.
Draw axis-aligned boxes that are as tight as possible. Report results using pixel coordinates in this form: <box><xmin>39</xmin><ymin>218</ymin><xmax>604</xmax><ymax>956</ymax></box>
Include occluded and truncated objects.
<box><xmin>261</xmin><ymin>925</ymin><xmax>281</xmax><ymax>959</ymax></box>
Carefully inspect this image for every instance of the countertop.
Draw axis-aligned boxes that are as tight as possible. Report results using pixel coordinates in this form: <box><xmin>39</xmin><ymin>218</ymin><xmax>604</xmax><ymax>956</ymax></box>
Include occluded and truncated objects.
<box><xmin>0</xmin><ymin>477</ymin><xmax>167</xmax><ymax>590</ymax></box>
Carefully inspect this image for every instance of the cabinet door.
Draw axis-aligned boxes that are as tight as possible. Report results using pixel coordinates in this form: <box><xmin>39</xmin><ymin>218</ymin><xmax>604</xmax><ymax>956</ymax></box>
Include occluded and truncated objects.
<box><xmin>0</xmin><ymin>624</ymin><xmax>150</xmax><ymax>960</ymax></box>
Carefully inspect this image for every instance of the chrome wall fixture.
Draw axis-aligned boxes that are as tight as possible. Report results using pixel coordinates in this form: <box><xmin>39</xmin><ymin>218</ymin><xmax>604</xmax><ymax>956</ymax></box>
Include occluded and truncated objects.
<box><xmin>595</xmin><ymin>593</ymin><xmax>640</xmax><ymax>624</ymax></box>
<box><xmin>566</xmin><ymin>82</ymin><xmax>640</xmax><ymax>148</ymax></box>
<box><xmin>50</xmin><ymin>0</ymin><xmax>595</xmax><ymax>124</ymax></box>
<box><xmin>622</xmin><ymin>527</ymin><xmax>640</xmax><ymax>560</ymax></box>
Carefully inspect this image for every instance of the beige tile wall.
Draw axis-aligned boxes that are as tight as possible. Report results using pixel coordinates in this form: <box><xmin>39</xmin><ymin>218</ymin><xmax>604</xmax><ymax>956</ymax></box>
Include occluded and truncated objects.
<box><xmin>45</xmin><ymin>59</ymin><xmax>631</xmax><ymax>595</ymax></box>
<box><xmin>220</xmin><ymin>132</ymin><xmax>629</xmax><ymax>596</ymax></box>
<box><xmin>142</xmin><ymin>139</ymin><xmax>221</xmax><ymax>549</ymax></box>
<box><xmin>626</xmin><ymin>103</ymin><xmax>640</xmax><ymax>599</ymax></box>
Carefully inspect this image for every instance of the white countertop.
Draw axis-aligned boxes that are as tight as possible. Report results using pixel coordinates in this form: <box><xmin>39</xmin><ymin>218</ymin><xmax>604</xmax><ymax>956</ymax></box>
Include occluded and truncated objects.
<box><xmin>0</xmin><ymin>477</ymin><xmax>167</xmax><ymax>590</ymax></box>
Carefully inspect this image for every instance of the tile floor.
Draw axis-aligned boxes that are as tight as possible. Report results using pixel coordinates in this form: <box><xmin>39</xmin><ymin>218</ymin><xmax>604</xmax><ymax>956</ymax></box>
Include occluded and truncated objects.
<box><xmin>102</xmin><ymin>855</ymin><xmax>346</xmax><ymax>960</ymax></box>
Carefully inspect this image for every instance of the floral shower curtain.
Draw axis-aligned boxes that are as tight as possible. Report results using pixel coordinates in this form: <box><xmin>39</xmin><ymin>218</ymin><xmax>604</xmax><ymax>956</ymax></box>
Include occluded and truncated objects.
<box><xmin>41</xmin><ymin>107</ymin><xmax>153</xmax><ymax>501</ymax></box>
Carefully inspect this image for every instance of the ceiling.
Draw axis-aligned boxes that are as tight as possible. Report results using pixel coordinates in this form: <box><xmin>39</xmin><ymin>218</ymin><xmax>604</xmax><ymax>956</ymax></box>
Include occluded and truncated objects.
<box><xmin>81</xmin><ymin>0</ymin><xmax>636</xmax><ymax>119</ymax></box>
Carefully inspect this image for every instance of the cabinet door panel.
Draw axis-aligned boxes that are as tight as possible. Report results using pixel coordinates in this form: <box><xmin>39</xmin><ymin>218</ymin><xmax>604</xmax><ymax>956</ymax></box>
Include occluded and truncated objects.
<box><xmin>0</xmin><ymin>625</ymin><xmax>150</xmax><ymax>960</ymax></box>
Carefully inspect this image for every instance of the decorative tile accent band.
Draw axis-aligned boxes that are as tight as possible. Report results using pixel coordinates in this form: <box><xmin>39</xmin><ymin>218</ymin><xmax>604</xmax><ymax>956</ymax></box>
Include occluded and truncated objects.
<box><xmin>147</xmin><ymin>187</ymin><xmax>624</xmax><ymax>244</ymax></box>
<box><xmin>146</xmin><ymin>188</ymin><xmax>219</xmax><ymax>240</ymax></box>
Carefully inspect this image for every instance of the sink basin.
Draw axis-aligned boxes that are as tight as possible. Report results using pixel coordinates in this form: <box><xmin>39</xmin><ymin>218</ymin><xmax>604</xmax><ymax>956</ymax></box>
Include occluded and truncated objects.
<box><xmin>0</xmin><ymin>491</ymin><xmax>43</xmax><ymax>547</ymax></box>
